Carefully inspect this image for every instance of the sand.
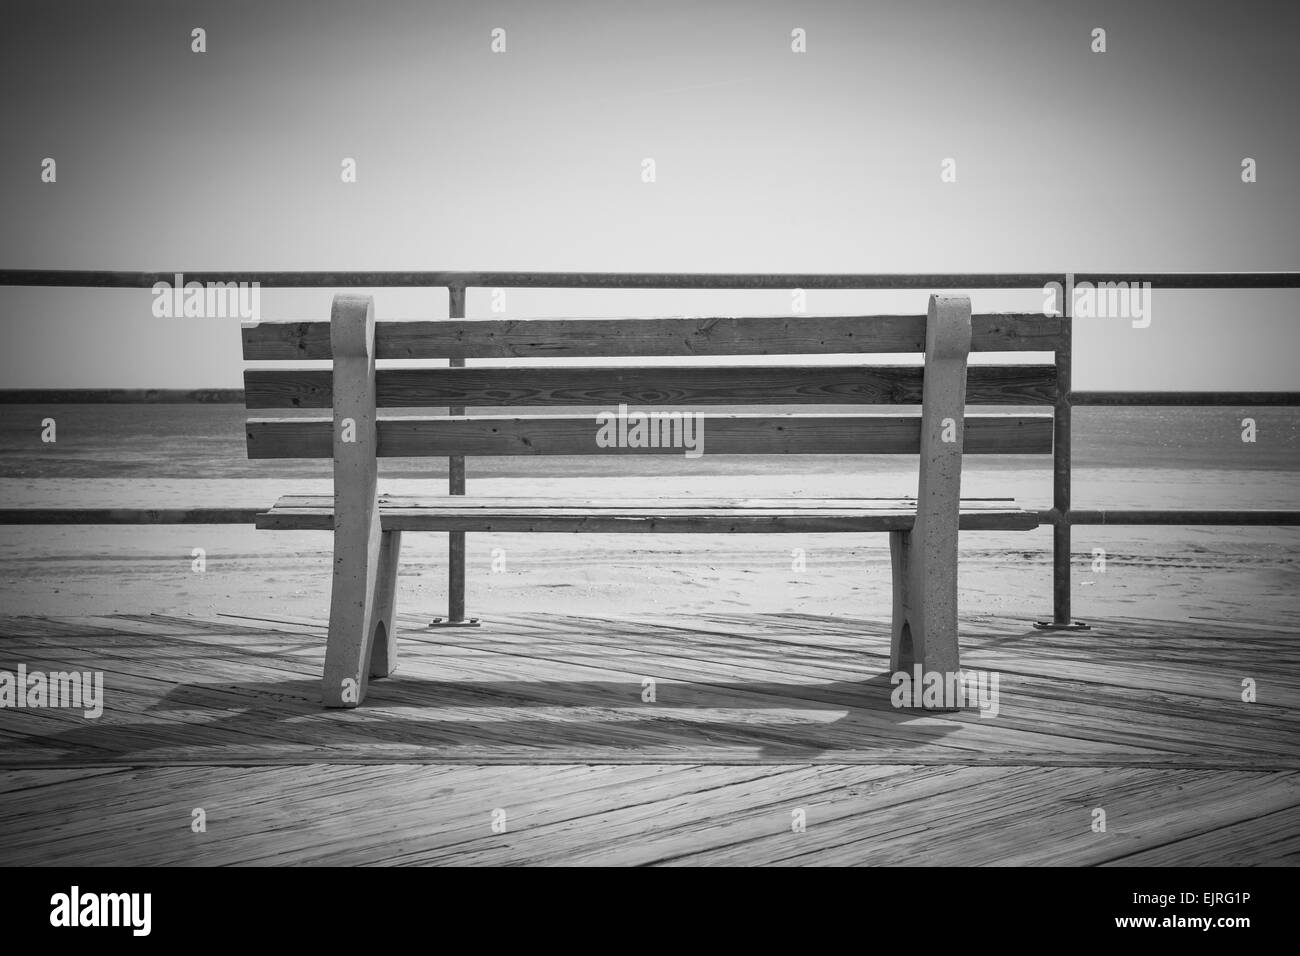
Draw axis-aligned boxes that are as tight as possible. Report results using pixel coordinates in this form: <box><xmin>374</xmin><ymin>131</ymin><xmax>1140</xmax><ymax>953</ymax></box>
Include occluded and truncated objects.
<box><xmin>1</xmin><ymin>475</ymin><xmax>1296</xmax><ymax>630</ymax></box>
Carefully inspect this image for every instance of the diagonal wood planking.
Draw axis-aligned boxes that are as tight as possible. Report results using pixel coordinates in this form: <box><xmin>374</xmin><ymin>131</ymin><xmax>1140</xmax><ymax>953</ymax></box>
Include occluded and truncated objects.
<box><xmin>0</xmin><ymin>610</ymin><xmax>1296</xmax><ymax>865</ymax></box>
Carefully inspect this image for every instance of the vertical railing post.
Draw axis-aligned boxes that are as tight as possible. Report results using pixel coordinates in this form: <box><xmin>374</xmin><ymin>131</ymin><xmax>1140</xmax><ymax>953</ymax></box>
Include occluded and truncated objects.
<box><xmin>430</xmin><ymin>284</ymin><xmax>479</xmax><ymax>626</ymax></box>
<box><xmin>1037</xmin><ymin>272</ymin><xmax>1089</xmax><ymax>630</ymax></box>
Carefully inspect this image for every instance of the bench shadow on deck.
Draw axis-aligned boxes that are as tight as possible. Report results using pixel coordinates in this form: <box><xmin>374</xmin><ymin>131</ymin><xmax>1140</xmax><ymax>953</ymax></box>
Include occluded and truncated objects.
<box><xmin>1</xmin><ymin>611</ymin><xmax>1298</xmax><ymax>865</ymax></box>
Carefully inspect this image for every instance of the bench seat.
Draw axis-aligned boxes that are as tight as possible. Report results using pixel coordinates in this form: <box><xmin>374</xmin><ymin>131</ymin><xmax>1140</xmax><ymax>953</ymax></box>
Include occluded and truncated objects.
<box><xmin>257</xmin><ymin>494</ymin><xmax>1040</xmax><ymax>533</ymax></box>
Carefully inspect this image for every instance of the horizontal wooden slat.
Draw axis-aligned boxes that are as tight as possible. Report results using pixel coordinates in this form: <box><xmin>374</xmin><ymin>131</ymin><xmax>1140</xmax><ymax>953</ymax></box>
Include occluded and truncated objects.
<box><xmin>244</xmin><ymin>364</ymin><xmax>1058</xmax><ymax>409</ymax></box>
<box><xmin>254</xmin><ymin>495</ymin><xmax>1040</xmax><ymax>533</ymax></box>
<box><xmin>258</xmin><ymin>512</ymin><xmax>1039</xmax><ymax>533</ymax></box>
<box><xmin>245</xmin><ymin>413</ymin><xmax>1053</xmax><ymax>458</ymax></box>
<box><xmin>242</xmin><ymin>313</ymin><xmax>1064</xmax><ymax>361</ymax></box>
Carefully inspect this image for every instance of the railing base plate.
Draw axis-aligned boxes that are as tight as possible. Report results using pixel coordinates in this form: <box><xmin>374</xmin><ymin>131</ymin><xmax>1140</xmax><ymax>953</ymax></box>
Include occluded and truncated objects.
<box><xmin>428</xmin><ymin>618</ymin><xmax>481</xmax><ymax>628</ymax></box>
<box><xmin>1033</xmin><ymin>619</ymin><xmax>1091</xmax><ymax>631</ymax></box>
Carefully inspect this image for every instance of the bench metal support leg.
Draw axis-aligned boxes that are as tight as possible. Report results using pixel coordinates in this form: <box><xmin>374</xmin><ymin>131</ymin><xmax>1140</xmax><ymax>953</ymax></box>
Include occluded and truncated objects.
<box><xmin>1036</xmin><ymin>275</ymin><xmax>1089</xmax><ymax>631</ymax></box>
<box><xmin>430</xmin><ymin>283</ymin><xmax>479</xmax><ymax>629</ymax></box>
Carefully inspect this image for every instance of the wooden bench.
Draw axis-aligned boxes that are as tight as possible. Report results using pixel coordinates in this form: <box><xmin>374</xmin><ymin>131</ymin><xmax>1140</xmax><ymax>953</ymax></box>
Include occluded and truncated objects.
<box><xmin>242</xmin><ymin>293</ymin><xmax>1056</xmax><ymax>707</ymax></box>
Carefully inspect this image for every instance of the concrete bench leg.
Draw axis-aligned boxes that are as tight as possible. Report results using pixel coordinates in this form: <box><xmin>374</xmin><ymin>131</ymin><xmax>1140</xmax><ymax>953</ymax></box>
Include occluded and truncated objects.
<box><xmin>889</xmin><ymin>295</ymin><xmax>971</xmax><ymax>703</ymax></box>
<box><xmin>889</xmin><ymin>528</ymin><xmax>959</xmax><ymax>677</ymax></box>
<box><xmin>321</xmin><ymin>294</ymin><xmax>388</xmax><ymax>708</ymax></box>
<box><xmin>368</xmin><ymin>530</ymin><xmax>402</xmax><ymax>678</ymax></box>
<box><xmin>323</xmin><ymin>505</ymin><xmax>383</xmax><ymax>707</ymax></box>
<box><xmin>889</xmin><ymin>529</ymin><xmax>915</xmax><ymax>670</ymax></box>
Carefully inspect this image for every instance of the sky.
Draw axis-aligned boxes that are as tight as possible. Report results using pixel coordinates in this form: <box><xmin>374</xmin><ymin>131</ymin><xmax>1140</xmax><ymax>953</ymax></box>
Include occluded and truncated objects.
<box><xmin>0</xmin><ymin>0</ymin><xmax>1297</xmax><ymax>389</ymax></box>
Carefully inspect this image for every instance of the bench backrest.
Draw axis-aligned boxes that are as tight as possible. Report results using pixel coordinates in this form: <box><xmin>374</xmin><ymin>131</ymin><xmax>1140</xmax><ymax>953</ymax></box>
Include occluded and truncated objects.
<box><xmin>241</xmin><ymin>296</ymin><xmax>1059</xmax><ymax>462</ymax></box>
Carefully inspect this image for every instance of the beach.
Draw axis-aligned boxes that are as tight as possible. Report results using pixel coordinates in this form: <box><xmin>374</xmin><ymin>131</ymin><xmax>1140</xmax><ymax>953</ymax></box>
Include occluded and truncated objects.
<box><xmin>0</xmin><ymin>404</ymin><xmax>1296</xmax><ymax>627</ymax></box>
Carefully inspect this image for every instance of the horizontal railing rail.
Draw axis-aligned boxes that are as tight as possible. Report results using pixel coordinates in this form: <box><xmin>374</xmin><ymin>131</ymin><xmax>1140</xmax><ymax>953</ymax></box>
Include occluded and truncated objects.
<box><xmin>1</xmin><ymin>270</ymin><xmax>1069</xmax><ymax>289</ymax></box>
<box><xmin>5</xmin><ymin>269</ymin><xmax>1300</xmax><ymax>289</ymax></box>
<box><xmin>0</xmin><ymin>508</ymin><xmax>260</xmax><ymax>524</ymax></box>
<box><xmin>1071</xmin><ymin>391</ymin><xmax>1300</xmax><ymax>406</ymax></box>
<box><xmin>0</xmin><ymin>389</ymin><xmax>244</xmax><ymax>403</ymax></box>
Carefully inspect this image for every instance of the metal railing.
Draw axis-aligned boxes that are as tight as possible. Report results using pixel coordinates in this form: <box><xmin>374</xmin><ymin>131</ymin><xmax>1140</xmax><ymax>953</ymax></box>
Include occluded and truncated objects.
<box><xmin>2</xmin><ymin>268</ymin><xmax>1299</xmax><ymax>628</ymax></box>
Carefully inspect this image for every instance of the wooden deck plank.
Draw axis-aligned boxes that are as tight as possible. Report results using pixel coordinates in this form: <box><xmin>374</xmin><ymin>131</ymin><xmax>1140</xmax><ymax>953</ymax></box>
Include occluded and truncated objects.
<box><xmin>2</xmin><ymin>762</ymin><xmax>1293</xmax><ymax>866</ymax></box>
<box><xmin>1101</xmin><ymin>804</ymin><xmax>1300</xmax><ymax>866</ymax></box>
<box><xmin>0</xmin><ymin>610</ymin><xmax>1296</xmax><ymax>865</ymax></box>
<box><xmin>662</xmin><ymin>767</ymin><xmax>1300</xmax><ymax>867</ymax></box>
<box><xmin>2</xmin><ymin>611</ymin><xmax>1297</xmax><ymax>768</ymax></box>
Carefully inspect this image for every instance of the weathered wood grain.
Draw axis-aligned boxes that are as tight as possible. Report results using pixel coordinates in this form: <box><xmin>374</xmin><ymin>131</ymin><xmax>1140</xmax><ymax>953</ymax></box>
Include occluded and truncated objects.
<box><xmin>268</xmin><ymin>495</ymin><xmax>1024</xmax><ymax>510</ymax></box>
<box><xmin>242</xmin><ymin>313</ymin><xmax>1065</xmax><ymax>361</ymax></box>
<box><xmin>245</xmin><ymin>413</ymin><xmax>1054</xmax><ymax>458</ymax></box>
<box><xmin>243</xmin><ymin>364</ymin><xmax>1058</xmax><ymax>409</ymax></box>
<box><xmin>253</xmin><ymin>498</ymin><xmax>1041</xmax><ymax>533</ymax></box>
<box><xmin>0</xmin><ymin>609</ymin><xmax>1296</xmax><ymax>865</ymax></box>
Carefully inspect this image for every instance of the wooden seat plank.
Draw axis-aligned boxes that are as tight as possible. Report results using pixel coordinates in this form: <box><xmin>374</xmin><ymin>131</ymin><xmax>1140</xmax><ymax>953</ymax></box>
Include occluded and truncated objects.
<box><xmin>268</xmin><ymin>494</ymin><xmax>1024</xmax><ymax>511</ymax></box>
<box><xmin>254</xmin><ymin>496</ymin><xmax>1039</xmax><ymax>533</ymax></box>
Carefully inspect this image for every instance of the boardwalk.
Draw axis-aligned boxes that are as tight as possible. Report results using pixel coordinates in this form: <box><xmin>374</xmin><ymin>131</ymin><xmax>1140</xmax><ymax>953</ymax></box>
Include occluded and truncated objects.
<box><xmin>0</xmin><ymin>610</ymin><xmax>1297</xmax><ymax>865</ymax></box>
